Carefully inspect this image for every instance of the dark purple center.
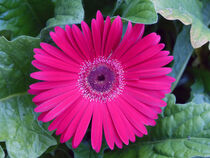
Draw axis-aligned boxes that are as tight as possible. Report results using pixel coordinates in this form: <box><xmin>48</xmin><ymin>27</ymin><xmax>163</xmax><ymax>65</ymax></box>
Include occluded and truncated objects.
<box><xmin>87</xmin><ymin>65</ymin><xmax>115</xmax><ymax>92</ymax></box>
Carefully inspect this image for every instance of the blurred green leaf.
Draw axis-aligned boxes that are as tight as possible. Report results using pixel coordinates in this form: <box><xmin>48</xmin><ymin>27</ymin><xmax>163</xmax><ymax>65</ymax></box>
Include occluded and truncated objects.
<box><xmin>46</xmin><ymin>0</ymin><xmax>84</xmax><ymax>28</ymax></box>
<box><xmin>192</xmin><ymin>68</ymin><xmax>210</xmax><ymax>93</ymax></box>
<box><xmin>170</xmin><ymin>26</ymin><xmax>194</xmax><ymax>91</ymax></box>
<box><xmin>190</xmin><ymin>68</ymin><xmax>210</xmax><ymax>104</ymax></box>
<box><xmin>0</xmin><ymin>146</ymin><xmax>4</xmax><ymax>158</ymax></box>
<box><xmin>114</xmin><ymin>0</ymin><xmax>158</xmax><ymax>24</ymax></box>
<box><xmin>105</xmin><ymin>94</ymin><xmax>210</xmax><ymax>158</ymax></box>
<box><xmin>190</xmin><ymin>79</ymin><xmax>210</xmax><ymax>104</ymax></box>
<box><xmin>0</xmin><ymin>36</ymin><xmax>40</xmax><ymax>99</ymax></box>
<box><xmin>0</xmin><ymin>36</ymin><xmax>57</xmax><ymax>158</ymax></box>
<box><xmin>152</xmin><ymin>0</ymin><xmax>210</xmax><ymax>49</ymax></box>
<box><xmin>40</xmin><ymin>144</ymin><xmax>72</xmax><ymax>158</ymax></box>
<box><xmin>83</xmin><ymin>0</ymin><xmax>115</xmax><ymax>22</ymax></box>
<box><xmin>0</xmin><ymin>0</ymin><xmax>54</xmax><ymax>38</ymax></box>
<box><xmin>66</xmin><ymin>140</ymin><xmax>107</xmax><ymax>158</ymax></box>
<box><xmin>202</xmin><ymin>0</ymin><xmax>210</xmax><ymax>26</ymax></box>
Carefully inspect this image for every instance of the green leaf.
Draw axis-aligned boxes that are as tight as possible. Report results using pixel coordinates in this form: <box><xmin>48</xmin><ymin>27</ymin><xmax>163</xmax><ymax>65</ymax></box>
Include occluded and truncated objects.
<box><xmin>83</xmin><ymin>0</ymin><xmax>116</xmax><ymax>21</ymax></box>
<box><xmin>190</xmin><ymin>69</ymin><xmax>210</xmax><ymax>104</ymax></box>
<box><xmin>114</xmin><ymin>0</ymin><xmax>158</xmax><ymax>24</ymax></box>
<box><xmin>202</xmin><ymin>0</ymin><xmax>210</xmax><ymax>26</ymax></box>
<box><xmin>46</xmin><ymin>0</ymin><xmax>84</xmax><ymax>28</ymax></box>
<box><xmin>0</xmin><ymin>94</ymin><xmax>57</xmax><ymax>158</ymax></box>
<box><xmin>0</xmin><ymin>146</ymin><xmax>4</xmax><ymax>158</ymax></box>
<box><xmin>152</xmin><ymin>0</ymin><xmax>210</xmax><ymax>49</ymax></box>
<box><xmin>0</xmin><ymin>36</ymin><xmax>57</xmax><ymax>158</ymax></box>
<box><xmin>0</xmin><ymin>0</ymin><xmax>54</xmax><ymax>37</ymax></box>
<box><xmin>40</xmin><ymin>144</ymin><xmax>73</xmax><ymax>158</ymax></box>
<box><xmin>66</xmin><ymin>140</ymin><xmax>107</xmax><ymax>158</ymax></box>
<box><xmin>170</xmin><ymin>26</ymin><xmax>194</xmax><ymax>91</ymax></box>
<box><xmin>0</xmin><ymin>36</ymin><xmax>40</xmax><ymax>99</ymax></box>
<box><xmin>190</xmin><ymin>79</ymin><xmax>210</xmax><ymax>104</ymax></box>
<box><xmin>192</xmin><ymin>68</ymin><xmax>210</xmax><ymax>93</ymax></box>
<box><xmin>105</xmin><ymin>94</ymin><xmax>210</xmax><ymax>158</ymax></box>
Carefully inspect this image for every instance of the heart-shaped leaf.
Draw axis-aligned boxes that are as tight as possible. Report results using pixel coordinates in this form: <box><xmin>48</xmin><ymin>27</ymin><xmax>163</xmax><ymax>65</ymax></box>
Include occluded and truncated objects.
<box><xmin>0</xmin><ymin>36</ymin><xmax>57</xmax><ymax>158</ymax></box>
<box><xmin>114</xmin><ymin>0</ymin><xmax>158</xmax><ymax>24</ymax></box>
<box><xmin>0</xmin><ymin>0</ymin><xmax>54</xmax><ymax>38</ymax></box>
<box><xmin>152</xmin><ymin>0</ymin><xmax>210</xmax><ymax>49</ymax></box>
<box><xmin>46</xmin><ymin>0</ymin><xmax>84</xmax><ymax>28</ymax></box>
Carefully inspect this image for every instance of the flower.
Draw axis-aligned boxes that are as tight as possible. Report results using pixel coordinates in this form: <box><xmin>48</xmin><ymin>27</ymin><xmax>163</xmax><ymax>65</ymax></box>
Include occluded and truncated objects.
<box><xmin>29</xmin><ymin>10</ymin><xmax>175</xmax><ymax>152</ymax></box>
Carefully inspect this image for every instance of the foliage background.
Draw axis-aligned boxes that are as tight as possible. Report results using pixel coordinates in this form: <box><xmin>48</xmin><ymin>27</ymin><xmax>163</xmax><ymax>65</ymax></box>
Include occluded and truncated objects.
<box><xmin>0</xmin><ymin>0</ymin><xmax>209</xmax><ymax>158</ymax></box>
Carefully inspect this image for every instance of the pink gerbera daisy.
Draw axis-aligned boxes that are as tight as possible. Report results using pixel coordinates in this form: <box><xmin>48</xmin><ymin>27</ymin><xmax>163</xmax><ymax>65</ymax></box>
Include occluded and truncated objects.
<box><xmin>29</xmin><ymin>11</ymin><xmax>175</xmax><ymax>152</ymax></box>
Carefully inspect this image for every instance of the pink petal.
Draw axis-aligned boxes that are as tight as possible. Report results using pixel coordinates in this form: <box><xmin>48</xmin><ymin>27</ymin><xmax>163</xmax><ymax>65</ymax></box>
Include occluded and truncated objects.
<box><xmin>104</xmin><ymin>16</ymin><xmax>122</xmax><ymax>57</ymax></box>
<box><xmin>91</xmin><ymin>103</ymin><xmax>103</xmax><ymax>152</ymax></box>
<box><xmin>91</xmin><ymin>19</ymin><xmax>102</xmax><ymax>57</ymax></box>
<box><xmin>125</xmin><ymin>87</ymin><xmax>167</xmax><ymax>107</ymax></box>
<box><xmin>130</xmin><ymin>24</ymin><xmax>145</xmax><ymax>42</ymax></box>
<box><xmin>32</xmin><ymin>85</ymin><xmax>75</xmax><ymax>102</ymax></box>
<box><xmin>119</xmin><ymin>33</ymin><xmax>160</xmax><ymax>63</ymax></box>
<box><xmin>71</xmin><ymin>24</ymin><xmax>91</xmax><ymax>60</ymax></box>
<box><xmin>114</xmin><ymin>101</ymin><xmax>136</xmax><ymax>142</ymax></box>
<box><xmin>60</xmin><ymin>99</ymin><xmax>88</xmax><ymax>143</ymax></box>
<box><xmin>48</xmin><ymin>106</ymin><xmax>71</xmax><ymax>131</ymax></box>
<box><xmin>96</xmin><ymin>10</ymin><xmax>104</xmax><ymax>35</ymax></box>
<box><xmin>112</xmin><ymin>23</ymin><xmax>144</xmax><ymax>59</ymax></box>
<box><xmin>42</xmin><ymin>93</ymin><xmax>81</xmax><ymax>122</ymax></box>
<box><xmin>111</xmin><ymin>22</ymin><xmax>132</xmax><ymax>58</ymax></box>
<box><xmin>65</xmin><ymin>25</ymin><xmax>87</xmax><ymax>60</ymax></box>
<box><xmin>37</xmin><ymin>111</ymin><xmax>49</xmax><ymax>121</ymax></box>
<box><xmin>72</xmin><ymin>102</ymin><xmax>93</xmax><ymax>148</ymax></box>
<box><xmin>81</xmin><ymin>21</ymin><xmax>95</xmax><ymax>59</ymax></box>
<box><xmin>28</xmin><ymin>89</ymin><xmax>43</xmax><ymax>95</ymax></box>
<box><xmin>126</xmin><ymin>68</ymin><xmax>172</xmax><ymax>79</ymax></box>
<box><xmin>29</xmin><ymin>81</ymin><xmax>74</xmax><ymax>90</ymax></box>
<box><xmin>107</xmin><ymin>101</ymin><xmax>130</xmax><ymax>145</ymax></box>
<box><xmin>40</xmin><ymin>43</ymin><xmax>76</xmax><ymax>64</ymax></box>
<box><xmin>50</xmin><ymin>27</ymin><xmax>83</xmax><ymax>63</ymax></box>
<box><xmin>117</xmin><ymin>97</ymin><xmax>149</xmax><ymax>133</ymax></box>
<box><xmin>30</xmin><ymin>71</ymin><xmax>77</xmax><ymax>81</ymax></box>
<box><xmin>123</xmin><ymin>44</ymin><xmax>165</xmax><ymax>67</ymax></box>
<box><xmin>120</xmin><ymin>92</ymin><xmax>158</xmax><ymax>119</ymax></box>
<box><xmin>101</xmin><ymin>16</ymin><xmax>111</xmax><ymax>56</ymax></box>
<box><xmin>34</xmin><ymin>54</ymin><xmax>78</xmax><ymax>72</ymax></box>
<box><xmin>153</xmin><ymin>50</ymin><xmax>170</xmax><ymax>58</ymax></box>
<box><xmin>127</xmin><ymin>56</ymin><xmax>174</xmax><ymax>71</ymax></box>
<box><xmin>102</xmin><ymin>104</ymin><xmax>115</xmax><ymax>150</ymax></box>
<box><xmin>126</xmin><ymin>79</ymin><xmax>172</xmax><ymax>90</ymax></box>
<box><xmin>34</xmin><ymin>48</ymin><xmax>48</xmax><ymax>56</ymax></box>
<box><xmin>137</xmin><ymin>89</ymin><xmax>166</xmax><ymax>99</ymax></box>
<box><xmin>56</xmin><ymin>99</ymin><xmax>83</xmax><ymax>135</ymax></box>
<box><xmin>34</xmin><ymin>90</ymin><xmax>76</xmax><ymax>113</ymax></box>
<box><xmin>141</xmin><ymin>76</ymin><xmax>176</xmax><ymax>83</ymax></box>
<box><xmin>32</xmin><ymin>60</ymin><xmax>55</xmax><ymax>71</ymax></box>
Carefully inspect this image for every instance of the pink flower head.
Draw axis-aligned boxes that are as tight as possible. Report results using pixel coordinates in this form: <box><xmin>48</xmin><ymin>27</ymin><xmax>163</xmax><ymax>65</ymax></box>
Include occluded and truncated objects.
<box><xmin>29</xmin><ymin>11</ymin><xmax>175</xmax><ymax>152</ymax></box>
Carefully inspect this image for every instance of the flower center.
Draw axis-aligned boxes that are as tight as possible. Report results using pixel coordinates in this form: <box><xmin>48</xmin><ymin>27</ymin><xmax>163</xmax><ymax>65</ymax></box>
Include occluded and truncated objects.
<box><xmin>97</xmin><ymin>74</ymin><xmax>105</xmax><ymax>81</ymax></box>
<box><xmin>87</xmin><ymin>65</ymin><xmax>115</xmax><ymax>92</ymax></box>
<box><xmin>78</xmin><ymin>57</ymin><xmax>125</xmax><ymax>102</ymax></box>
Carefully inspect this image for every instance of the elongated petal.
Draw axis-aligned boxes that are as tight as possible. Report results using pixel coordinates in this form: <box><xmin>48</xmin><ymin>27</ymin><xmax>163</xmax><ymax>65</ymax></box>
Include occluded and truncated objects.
<box><xmin>72</xmin><ymin>102</ymin><xmax>93</xmax><ymax>148</ymax></box>
<box><xmin>107</xmin><ymin>101</ymin><xmax>130</xmax><ymax>145</ymax></box>
<box><xmin>60</xmin><ymin>99</ymin><xmax>88</xmax><ymax>143</ymax></box>
<box><xmin>104</xmin><ymin>16</ymin><xmax>122</xmax><ymax>57</ymax></box>
<box><xmin>31</xmin><ymin>71</ymin><xmax>77</xmax><ymax>81</ymax></box>
<box><xmin>91</xmin><ymin>103</ymin><xmax>103</xmax><ymax>152</ymax></box>
<box><xmin>119</xmin><ymin>33</ymin><xmax>160</xmax><ymax>62</ymax></box>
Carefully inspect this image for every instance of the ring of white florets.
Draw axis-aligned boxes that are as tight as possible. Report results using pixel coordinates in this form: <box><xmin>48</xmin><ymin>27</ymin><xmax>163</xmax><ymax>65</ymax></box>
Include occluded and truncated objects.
<box><xmin>78</xmin><ymin>57</ymin><xmax>125</xmax><ymax>103</ymax></box>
